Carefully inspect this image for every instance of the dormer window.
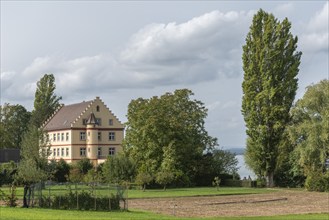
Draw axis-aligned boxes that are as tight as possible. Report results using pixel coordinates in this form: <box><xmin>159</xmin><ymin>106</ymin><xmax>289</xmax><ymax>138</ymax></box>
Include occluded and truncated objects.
<box><xmin>96</xmin><ymin>105</ymin><xmax>100</xmax><ymax>112</ymax></box>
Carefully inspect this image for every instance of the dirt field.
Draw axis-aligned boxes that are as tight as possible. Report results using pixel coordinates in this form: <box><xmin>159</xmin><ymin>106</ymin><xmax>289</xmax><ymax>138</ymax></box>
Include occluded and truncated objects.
<box><xmin>128</xmin><ymin>189</ymin><xmax>329</xmax><ymax>218</ymax></box>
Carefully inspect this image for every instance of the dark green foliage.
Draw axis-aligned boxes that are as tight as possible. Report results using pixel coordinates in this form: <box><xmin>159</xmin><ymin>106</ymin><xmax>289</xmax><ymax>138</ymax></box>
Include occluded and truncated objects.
<box><xmin>76</xmin><ymin>158</ymin><xmax>93</xmax><ymax>175</ymax></box>
<box><xmin>125</xmin><ymin>89</ymin><xmax>217</xmax><ymax>185</ymax></box>
<box><xmin>0</xmin><ymin>104</ymin><xmax>31</xmax><ymax>149</ymax></box>
<box><xmin>194</xmin><ymin>150</ymin><xmax>238</xmax><ymax>186</ymax></box>
<box><xmin>242</xmin><ymin>9</ymin><xmax>301</xmax><ymax>187</ymax></box>
<box><xmin>53</xmin><ymin>159</ymin><xmax>70</xmax><ymax>182</ymax></box>
<box><xmin>0</xmin><ymin>161</ymin><xmax>17</xmax><ymax>186</ymax></box>
<box><xmin>102</xmin><ymin>153</ymin><xmax>136</xmax><ymax>184</ymax></box>
<box><xmin>30</xmin><ymin>73</ymin><xmax>62</xmax><ymax>128</ymax></box>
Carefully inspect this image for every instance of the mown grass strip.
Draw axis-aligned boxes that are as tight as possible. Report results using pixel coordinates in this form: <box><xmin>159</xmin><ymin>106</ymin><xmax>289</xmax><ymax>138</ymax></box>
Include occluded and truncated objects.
<box><xmin>0</xmin><ymin>207</ymin><xmax>328</xmax><ymax>220</ymax></box>
<box><xmin>1</xmin><ymin>186</ymin><xmax>275</xmax><ymax>199</ymax></box>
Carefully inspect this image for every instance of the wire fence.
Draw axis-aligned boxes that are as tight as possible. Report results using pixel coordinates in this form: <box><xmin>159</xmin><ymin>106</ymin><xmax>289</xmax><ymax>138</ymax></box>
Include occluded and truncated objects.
<box><xmin>25</xmin><ymin>181</ymin><xmax>128</xmax><ymax>211</ymax></box>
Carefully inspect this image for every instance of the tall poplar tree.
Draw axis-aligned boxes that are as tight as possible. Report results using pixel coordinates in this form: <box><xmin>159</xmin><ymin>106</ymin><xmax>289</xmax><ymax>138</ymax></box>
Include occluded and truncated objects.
<box><xmin>241</xmin><ymin>10</ymin><xmax>301</xmax><ymax>187</ymax></box>
<box><xmin>30</xmin><ymin>74</ymin><xmax>62</xmax><ymax>128</ymax></box>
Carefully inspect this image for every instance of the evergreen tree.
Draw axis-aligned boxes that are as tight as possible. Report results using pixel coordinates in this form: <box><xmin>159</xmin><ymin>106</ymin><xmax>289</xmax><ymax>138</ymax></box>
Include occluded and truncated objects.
<box><xmin>241</xmin><ymin>10</ymin><xmax>301</xmax><ymax>187</ymax></box>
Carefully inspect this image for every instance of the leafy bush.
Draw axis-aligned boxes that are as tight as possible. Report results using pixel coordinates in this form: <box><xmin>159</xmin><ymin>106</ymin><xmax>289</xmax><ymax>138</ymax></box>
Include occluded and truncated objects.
<box><xmin>305</xmin><ymin>172</ymin><xmax>329</xmax><ymax>192</ymax></box>
<box><xmin>4</xmin><ymin>185</ymin><xmax>17</xmax><ymax>207</ymax></box>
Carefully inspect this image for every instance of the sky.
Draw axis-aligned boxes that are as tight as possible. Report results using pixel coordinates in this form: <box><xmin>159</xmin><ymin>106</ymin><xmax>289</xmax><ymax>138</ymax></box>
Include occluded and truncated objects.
<box><xmin>1</xmin><ymin>1</ymin><xmax>328</xmax><ymax>148</ymax></box>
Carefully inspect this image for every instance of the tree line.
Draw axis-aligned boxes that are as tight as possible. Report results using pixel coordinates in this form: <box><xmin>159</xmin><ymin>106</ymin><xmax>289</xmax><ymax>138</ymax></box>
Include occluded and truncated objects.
<box><xmin>1</xmin><ymin>75</ymin><xmax>238</xmax><ymax>190</ymax></box>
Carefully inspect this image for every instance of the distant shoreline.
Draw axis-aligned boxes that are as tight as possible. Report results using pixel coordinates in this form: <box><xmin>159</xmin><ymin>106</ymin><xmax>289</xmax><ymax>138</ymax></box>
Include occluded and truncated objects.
<box><xmin>222</xmin><ymin>147</ymin><xmax>245</xmax><ymax>155</ymax></box>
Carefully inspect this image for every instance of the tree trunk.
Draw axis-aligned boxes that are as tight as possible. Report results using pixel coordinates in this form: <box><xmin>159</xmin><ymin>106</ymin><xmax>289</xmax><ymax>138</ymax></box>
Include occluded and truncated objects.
<box><xmin>266</xmin><ymin>171</ymin><xmax>274</xmax><ymax>187</ymax></box>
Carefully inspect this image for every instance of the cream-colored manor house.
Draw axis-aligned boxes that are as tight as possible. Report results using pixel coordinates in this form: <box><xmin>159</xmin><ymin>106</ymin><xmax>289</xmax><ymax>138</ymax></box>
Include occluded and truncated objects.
<box><xmin>43</xmin><ymin>97</ymin><xmax>124</xmax><ymax>165</ymax></box>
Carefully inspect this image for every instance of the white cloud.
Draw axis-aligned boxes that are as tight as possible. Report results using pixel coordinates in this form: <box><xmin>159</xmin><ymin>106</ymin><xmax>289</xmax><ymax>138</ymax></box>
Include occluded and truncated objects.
<box><xmin>120</xmin><ymin>10</ymin><xmax>252</xmax><ymax>81</ymax></box>
<box><xmin>300</xmin><ymin>2</ymin><xmax>328</xmax><ymax>53</ymax></box>
<box><xmin>1</xmin><ymin>10</ymin><xmax>253</xmax><ymax>102</ymax></box>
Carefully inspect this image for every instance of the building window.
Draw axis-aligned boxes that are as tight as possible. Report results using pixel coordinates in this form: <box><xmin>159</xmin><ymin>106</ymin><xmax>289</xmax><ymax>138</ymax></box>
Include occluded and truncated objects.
<box><xmin>53</xmin><ymin>148</ymin><xmax>56</xmax><ymax>156</ymax></box>
<box><xmin>57</xmin><ymin>133</ymin><xmax>60</xmax><ymax>141</ymax></box>
<box><xmin>66</xmin><ymin>148</ymin><xmax>69</xmax><ymax>157</ymax></box>
<box><xmin>109</xmin><ymin>119</ymin><xmax>113</xmax><ymax>126</ymax></box>
<box><xmin>96</xmin><ymin>105</ymin><xmax>100</xmax><ymax>112</ymax></box>
<box><xmin>98</xmin><ymin>147</ymin><xmax>101</xmax><ymax>156</ymax></box>
<box><xmin>109</xmin><ymin>147</ymin><xmax>115</xmax><ymax>156</ymax></box>
<box><xmin>61</xmin><ymin>133</ymin><xmax>64</xmax><ymax>141</ymax></box>
<box><xmin>49</xmin><ymin>149</ymin><xmax>52</xmax><ymax>156</ymax></box>
<box><xmin>82</xmin><ymin>119</ymin><xmax>88</xmax><ymax>125</ymax></box>
<box><xmin>53</xmin><ymin>134</ymin><xmax>56</xmax><ymax>141</ymax></box>
<box><xmin>80</xmin><ymin>147</ymin><xmax>86</xmax><ymax>157</ymax></box>
<box><xmin>66</xmin><ymin>132</ymin><xmax>69</xmax><ymax>141</ymax></box>
<box><xmin>61</xmin><ymin>148</ymin><xmax>64</xmax><ymax>156</ymax></box>
<box><xmin>95</xmin><ymin>118</ymin><xmax>101</xmax><ymax>125</ymax></box>
<box><xmin>109</xmin><ymin>132</ymin><xmax>115</xmax><ymax>141</ymax></box>
<box><xmin>57</xmin><ymin>148</ymin><xmax>60</xmax><ymax>157</ymax></box>
<box><xmin>80</xmin><ymin>132</ymin><xmax>86</xmax><ymax>141</ymax></box>
<box><xmin>98</xmin><ymin>132</ymin><xmax>102</xmax><ymax>141</ymax></box>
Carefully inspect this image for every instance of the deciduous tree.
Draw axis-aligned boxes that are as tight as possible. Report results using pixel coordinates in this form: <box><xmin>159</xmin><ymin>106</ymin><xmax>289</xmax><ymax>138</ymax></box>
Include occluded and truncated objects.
<box><xmin>125</xmin><ymin>89</ymin><xmax>217</xmax><ymax>185</ymax></box>
<box><xmin>102</xmin><ymin>152</ymin><xmax>136</xmax><ymax>184</ymax></box>
<box><xmin>0</xmin><ymin>104</ymin><xmax>31</xmax><ymax>149</ymax></box>
<box><xmin>288</xmin><ymin>80</ymin><xmax>329</xmax><ymax>177</ymax></box>
<box><xmin>242</xmin><ymin>9</ymin><xmax>301</xmax><ymax>187</ymax></box>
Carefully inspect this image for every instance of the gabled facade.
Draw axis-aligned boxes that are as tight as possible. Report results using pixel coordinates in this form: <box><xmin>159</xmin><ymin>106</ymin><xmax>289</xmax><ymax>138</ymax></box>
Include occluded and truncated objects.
<box><xmin>43</xmin><ymin>97</ymin><xmax>124</xmax><ymax>165</ymax></box>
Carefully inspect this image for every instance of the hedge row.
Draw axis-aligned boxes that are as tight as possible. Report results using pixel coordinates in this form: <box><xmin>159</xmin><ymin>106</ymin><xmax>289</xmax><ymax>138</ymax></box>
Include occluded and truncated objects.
<box><xmin>39</xmin><ymin>191</ymin><xmax>120</xmax><ymax>211</ymax></box>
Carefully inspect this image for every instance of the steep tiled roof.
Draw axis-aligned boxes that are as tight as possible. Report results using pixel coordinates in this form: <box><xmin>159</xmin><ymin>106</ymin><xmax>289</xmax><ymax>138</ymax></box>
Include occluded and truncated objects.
<box><xmin>44</xmin><ymin>100</ymin><xmax>93</xmax><ymax>131</ymax></box>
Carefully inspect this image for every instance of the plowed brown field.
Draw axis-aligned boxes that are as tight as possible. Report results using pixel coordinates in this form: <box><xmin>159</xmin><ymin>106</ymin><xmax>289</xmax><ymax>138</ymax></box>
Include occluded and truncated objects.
<box><xmin>128</xmin><ymin>189</ymin><xmax>329</xmax><ymax>218</ymax></box>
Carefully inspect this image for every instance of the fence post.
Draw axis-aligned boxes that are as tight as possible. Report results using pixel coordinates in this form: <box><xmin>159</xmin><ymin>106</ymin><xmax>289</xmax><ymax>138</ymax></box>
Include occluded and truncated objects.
<box><xmin>108</xmin><ymin>184</ymin><xmax>111</xmax><ymax>211</ymax></box>
<box><xmin>76</xmin><ymin>183</ymin><xmax>79</xmax><ymax>210</ymax></box>
<box><xmin>94</xmin><ymin>183</ymin><xmax>97</xmax><ymax>210</ymax></box>
<box><xmin>48</xmin><ymin>186</ymin><xmax>51</xmax><ymax>208</ymax></box>
<box><xmin>126</xmin><ymin>184</ymin><xmax>128</xmax><ymax>210</ymax></box>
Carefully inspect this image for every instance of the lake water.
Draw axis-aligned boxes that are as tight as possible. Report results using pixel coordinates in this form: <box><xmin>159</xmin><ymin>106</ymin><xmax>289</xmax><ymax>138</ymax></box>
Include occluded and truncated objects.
<box><xmin>236</xmin><ymin>155</ymin><xmax>256</xmax><ymax>180</ymax></box>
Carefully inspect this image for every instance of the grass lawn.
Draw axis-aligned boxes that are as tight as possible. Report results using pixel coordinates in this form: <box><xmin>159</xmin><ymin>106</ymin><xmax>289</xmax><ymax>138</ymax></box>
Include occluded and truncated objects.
<box><xmin>127</xmin><ymin>187</ymin><xmax>274</xmax><ymax>199</ymax></box>
<box><xmin>1</xmin><ymin>186</ymin><xmax>275</xmax><ymax>199</ymax></box>
<box><xmin>0</xmin><ymin>207</ymin><xmax>328</xmax><ymax>220</ymax></box>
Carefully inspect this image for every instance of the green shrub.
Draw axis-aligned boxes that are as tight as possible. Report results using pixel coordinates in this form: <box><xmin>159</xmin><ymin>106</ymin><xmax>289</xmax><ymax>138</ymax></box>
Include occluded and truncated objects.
<box><xmin>305</xmin><ymin>172</ymin><xmax>329</xmax><ymax>192</ymax></box>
